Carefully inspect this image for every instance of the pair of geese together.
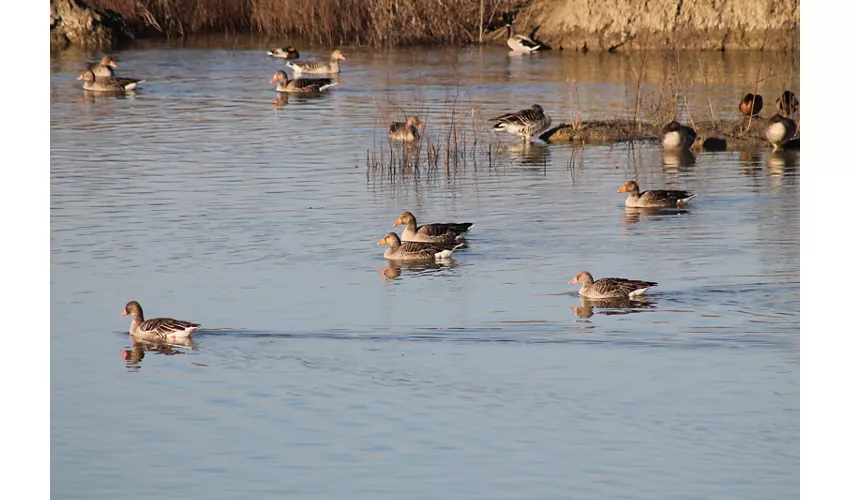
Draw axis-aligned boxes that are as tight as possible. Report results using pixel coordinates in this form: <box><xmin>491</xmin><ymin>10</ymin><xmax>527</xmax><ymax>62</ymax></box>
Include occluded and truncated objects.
<box><xmin>77</xmin><ymin>56</ymin><xmax>145</xmax><ymax>92</ymax></box>
<box><xmin>269</xmin><ymin>49</ymin><xmax>346</xmax><ymax>94</ymax></box>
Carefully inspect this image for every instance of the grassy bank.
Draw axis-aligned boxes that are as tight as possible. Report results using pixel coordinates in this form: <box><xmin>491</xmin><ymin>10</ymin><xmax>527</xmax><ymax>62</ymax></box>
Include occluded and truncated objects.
<box><xmin>91</xmin><ymin>0</ymin><xmax>520</xmax><ymax>46</ymax></box>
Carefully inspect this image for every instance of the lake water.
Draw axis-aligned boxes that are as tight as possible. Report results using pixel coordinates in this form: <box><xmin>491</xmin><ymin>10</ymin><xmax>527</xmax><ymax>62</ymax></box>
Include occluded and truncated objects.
<box><xmin>50</xmin><ymin>38</ymin><xmax>799</xmax><ymax>499</ymax></box>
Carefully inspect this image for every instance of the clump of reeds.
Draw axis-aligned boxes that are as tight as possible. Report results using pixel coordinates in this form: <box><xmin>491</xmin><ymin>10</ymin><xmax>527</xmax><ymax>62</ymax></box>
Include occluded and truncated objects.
<box><xmin>365</xmin><ymin>89</ymin><xmax>502</xmax><ymax>181</ymax></box>
<box><xmin>92</xmin><ymin>0</ymin><xmax>502</xmax><ymax>46</ymax></box>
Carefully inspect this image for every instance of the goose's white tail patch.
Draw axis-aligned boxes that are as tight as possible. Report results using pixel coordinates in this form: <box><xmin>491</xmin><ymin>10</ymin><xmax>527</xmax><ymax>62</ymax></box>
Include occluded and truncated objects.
<box><xmin>320</xmin><ymin>82</ymin><xmax>339</xmax><ymax>91</ymax></box>
<box><xmin>678</xmin><ymin>193</ymin><xmax>698</xmax><ymax>207</ymax></box>
<box><xmin>628</xmin><ymin>287</ymin><xmax>652</xmax><ymax>298</ymax></box>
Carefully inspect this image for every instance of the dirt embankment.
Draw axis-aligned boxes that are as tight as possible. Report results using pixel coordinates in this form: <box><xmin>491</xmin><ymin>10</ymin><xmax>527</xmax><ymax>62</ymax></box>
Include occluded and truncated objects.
<box><xmin>51</xmin><ymin>0</ymin><xmax>133</xmax><ymax>50</ymax></box>
<box><xmin>518</xmin><ymin>0</ymin><xmax>799</xmax><ymax>52</ymax></box>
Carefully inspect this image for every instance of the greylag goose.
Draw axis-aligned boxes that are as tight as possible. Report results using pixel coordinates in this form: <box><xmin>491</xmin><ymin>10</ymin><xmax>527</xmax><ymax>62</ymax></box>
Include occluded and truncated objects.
<box><xmin>739</xmin><ymin>93</ymin><xmax>763</xmax><ymax>117</ymax></box>
<box><xmin>120</xmin><ymin>301</ymin><xmax>200</xmax><ymax>341</ymax></box>
<box><xmin>393</xmin><ymin>211</ymin><xmax>474</xmax><ymax>243</ymax></box>
<box><xmin>267</xmin><ymin>46</ymin><xmax>300</xmax><ymax>59</ymax></box>
<box><xmin>568</xmin><ymin>271</ymin><xmax>658</xmax><ymax>299</ymax></box>
<box><xmin>270</xmin><ymin>70</ymin><xmax>337</xmax><ymax>93</ymax></box>
<box><xmin>388</xmin><ymin>116</ymin><xmax>424</xmax><ymax>142</ymax></box>
<box><xmin>660</xmin><ymin>120</ymin><xmax>697</xmax><ymax>151</ymax></box>
<box><xmin>491</xmin><ymin>104</ymin><xmax>551</xmax><ymax>143</ymax></box>
<box><xmin>617</xmin><ymin>180</ymin><xmax>697</xmax><ymax>208</ymax></box>
<box><xmin>765</xmin><ymin>113</ymin><xmax>798</xmax><ymax>151</ymax></box>
<box><xmin>378</xmin><ymin>232</ymin><xmax>462</xmax><ymax>262</ymax></box>
<box><xmin>776</xmin><ymin>90</ymin><xmax>799</xmax><ymax>116</ymax></box>
<box><xmin>503</xmin><ymin>13</ymin><xmax>542</xmax><ymax>53</ymax></box>
<box><xmin>77</xmin><ymin>70</ymin><xmax>145</xmax><ymax>92</ymax></box>
<box><xmin>286</xmin><ymin>49</ymin><xmax>345</xmax><ymax>75</ymax></box>
<box><xmin>88</xmin><ymin>55</ymin><xmax>117</xmax><ymax>77</ymax></box>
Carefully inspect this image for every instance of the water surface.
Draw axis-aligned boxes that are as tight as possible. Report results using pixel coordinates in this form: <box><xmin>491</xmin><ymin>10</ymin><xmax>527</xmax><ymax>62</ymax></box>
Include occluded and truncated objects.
<box><xmin>51</xmin><ymin>39</ymin><xmax>799</xmax><ymax>499</ymax></box>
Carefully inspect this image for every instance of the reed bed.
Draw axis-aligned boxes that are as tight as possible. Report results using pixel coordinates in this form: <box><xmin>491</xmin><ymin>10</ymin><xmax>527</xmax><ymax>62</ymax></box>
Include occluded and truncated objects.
<box><xmin>92</xmin><ymin>0</ymin><xmax>515</xmax><ymax>45</ymax></box>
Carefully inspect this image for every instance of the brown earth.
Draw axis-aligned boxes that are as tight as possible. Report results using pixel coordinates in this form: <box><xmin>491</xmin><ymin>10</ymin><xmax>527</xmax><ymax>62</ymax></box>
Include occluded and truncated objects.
<box><xmin>515</xmin><ymin>0</ymin><xmax>799</xmax><ymax>52</ymax></box>
<box><xmin>51</xmin><ymin>0</ymin><xmax>133</xmax><ymax>50</ymax></box>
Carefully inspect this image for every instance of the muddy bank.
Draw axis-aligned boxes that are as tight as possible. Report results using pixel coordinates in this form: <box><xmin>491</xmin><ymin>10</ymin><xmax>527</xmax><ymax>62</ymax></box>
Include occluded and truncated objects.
<box><xmin>51</xmin><ymin>0</ymin><xmax>133</xmax><ymax>50</ymax></box>
<box><xmin>541</xmin><ymin>117</ymin><xmax>800</xmax><ymax>151</ymax></box>
<box><xmin>518</xmin><ymin>0</ymin><xmax>799</xmax><ymax>52</ymax></box>
<box><xmin>56</xmin><ymin>0</ymin><xmax>798</xmax><ymax>51</ymax></box>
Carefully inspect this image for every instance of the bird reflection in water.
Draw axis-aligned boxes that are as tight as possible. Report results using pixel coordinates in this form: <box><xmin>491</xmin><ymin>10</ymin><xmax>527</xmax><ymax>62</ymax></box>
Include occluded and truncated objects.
<box><xmin>380</xmin><ymin>260</ymin><xmax>457</xmax><ymax>281</ymax></box>
<box><xmin>571</xmin><ymin>296</ymin><xmax>656</xmax><ymax>319</ymax></box>
<box><xmin>623</xmin><ymin>206</ymin><xmax>691</xmax><ymax>224</ymax></box>
<box><xmin>739</xmin><ymin>149</ymin><xmax>763</xmax><ymax>177</ymax></box>
<box><xmin>500</xmin><ymin>141</ymin><xmax>551</xmax><ymax>168</ymax></box>
<box><xmin>122</xmin><ymin>336</ymin><xmax>197</xmax><ymax>371</ymax></box>
<box><xmin>662</xmin><ymin>150</ymin><xmax>696</xmax><ymax>173</ymax></box>
<box><xmin>766</xmin><ymin>150</ymin><xmax>799</xmax><ymax>187</ymax></box>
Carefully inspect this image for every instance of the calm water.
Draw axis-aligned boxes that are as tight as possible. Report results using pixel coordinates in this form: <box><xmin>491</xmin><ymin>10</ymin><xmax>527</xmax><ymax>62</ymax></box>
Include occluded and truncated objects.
<box><xmin>51</xmin><ymin>38</ymin><xmax>799</xmax><ymax>499</ymax></box>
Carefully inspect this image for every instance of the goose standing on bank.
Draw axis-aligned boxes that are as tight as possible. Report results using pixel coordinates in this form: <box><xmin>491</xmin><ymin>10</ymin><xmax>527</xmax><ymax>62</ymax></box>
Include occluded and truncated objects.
<box><xmin>503</xmin><ymin>13</ymin><xmax>542</xmax><ymax>53</ymax></box>
<box><xmin>268</xmin><ymin>46</ymin><xmax>300</xmax><ymax>59</ymax></box>
<box><xmin>393</xmin><ymin>211</ymin><xmax>474</xmax><ymax>243</ymax></box>
<box><xmin>776</xmin><ymin>90</ymin><xmax>799</xmax><ymax>116</ymax></box>
<box><xmin>660</xmin><ymin>120</ymin><xmax>697</xmax><ymax>151</ymax></box>
<box><xmin>388</xmin><ymin>116</ymin><xmax>425</xmax><ymax>142</ymax></box>
<box><xmin>77</xmin><ymin>70</ymin><xmax>145</xmax><ymax>92</ymax></box>
<box><xmin>491</xmin><ymin>104</ymin><xmax>551</xmax><ymax>143</ymax></box>
<box><xmin>765</xmin><ymin>113</ymin><xmax>798</xmax><ymax>151</ymax></box>
<box><xmin>270</xmin><ymin>70</ymin><xmax>337</xmax><ymax>93</ymax></box>
<box><xmin>568</xmin><ymin>271</ymin><xmax>659</xmax><ymax>300</ymax></box>
<box><xmin>739</xmin><ymin>93</ymin><xmax>763</xmax><ymax>117</ymax></box>
<box><xmin>617</xmin><ymin>180</ymin><xmax>697</xmax><ymax>208</ymax></box>
<box><xmin>120</xmin><ymin>301</ymin><xmax>200</xmax><ymax>341</ymax></box>
<box><xmin>286</xmin><ymin>49</ymin><xmax>346</xmax><ymax>75</ymax></box>
<box><xmin>377</xmin><ymin>232</ymin><xmax>463</xmax><ymax>262</ymax></box>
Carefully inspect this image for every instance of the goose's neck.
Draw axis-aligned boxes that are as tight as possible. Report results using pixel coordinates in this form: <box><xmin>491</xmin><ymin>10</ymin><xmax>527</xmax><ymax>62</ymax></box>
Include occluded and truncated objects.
<box><xmin>507</xmin><ymin>24</ymin><xmax>513</xmax><ymax>38</ymax></box>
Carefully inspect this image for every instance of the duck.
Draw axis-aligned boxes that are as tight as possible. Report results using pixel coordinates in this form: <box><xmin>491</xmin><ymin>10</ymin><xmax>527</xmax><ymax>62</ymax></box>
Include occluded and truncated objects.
<box><xmin>739</xmin><ymin>93</ymin><xmax>763</xmax><ymax>117</ymax></box>
<box><xmin>286</xmin><ymin>49</ymin><xmax>345</xmax><ymax>75</ymax></box>
<box><xmin>267</xmin><ymin>46</ymin><xmax>300</xmax><ymax>59</ymax></box>
<box><xmin>776</xmin><ymin>90</ymin><xmax>799</xmax><ymax>116</ymax></box>
<box><xmin>503</xmin><ymin>13</ymin><xmax>542</xmax><ymax>53</ymax></box>
<box><xmin>660</xmin><ymin>120</ymin><xmax>697</xmax><ymax>151</ymax></box>
<box><xmin>617</xmin><ymin>180</ymin><xmax>697</xmax><ymax>208</ymax></box>
<box><xmin>88</xmin><ymin>55</ymin><xmax>117</xmax><ymax>77</ymax></box>
<box><xmin>120</xmin><ymin>301</ymin><xmax>200</xmax><ymax>341</ymax></box>
<box><xmin>388</xmin><ymin>116</ymin><xmax>424</xmax><ymax>142</ymax></box>
<box><xmin>393</xmin><ymin>211</ymin><xmax>474</xmax><ymax>243</ymax></box>
<box><xmin>269</xmin><ymin>70</ymin><xmax>337</xmax><ymax>93</ymax></box>
<box><xmin>77</xmin><ymin>70</ymin><xmax>145</xmax><ymax>92</ymax></box>
<box><xmin>491</xmin><ymin>104</ymin><xmax>551</xmax><ymax>143</ymax></box>
<box><xmin>765</xmin><ymin>113</ymin><xmax>798</xmax><ymax>151</ymax></box>
<box><xmin>568</xmin><ymin>271</ymin><xmax>659</xmax><ymax>300</ymax></box>
<box><xmin>378</xmin><ymin>232</ymin><xmax>462</xmax><ymax>262</ymax></box>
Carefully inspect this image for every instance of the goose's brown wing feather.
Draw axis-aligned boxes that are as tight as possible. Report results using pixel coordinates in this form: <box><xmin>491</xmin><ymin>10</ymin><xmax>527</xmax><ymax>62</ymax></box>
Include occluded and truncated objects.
<box><xmin>288</xmin><ymin>78</ymin><xmax>332</xmax><ymax>91</ymax></box>
<box><xmin>491</xmin><ymin>107</ymin><xmax>538</xmax><ymax>126</ymax></box>
<box><xmin>641</xmin><ymin>190</ymin><xmax>693</xmax><ymax>205</ymax></box>
<box><xmin>592</xmin><ymin>278</ymin><xmax>658</xmax><ymax>298</ymax></box>
<box><xmin>417</xmin><ymin>222</ymin><xmax>473</xmax><ymax>237</ymax></box>
<box><xmin>138</xmin><ymin>318</ymin><xmax>200</xmax><ymax>336</ymax></box>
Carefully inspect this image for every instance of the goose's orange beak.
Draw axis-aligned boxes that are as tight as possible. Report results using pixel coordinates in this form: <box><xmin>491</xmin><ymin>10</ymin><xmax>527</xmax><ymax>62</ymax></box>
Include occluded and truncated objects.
<box><xmin>109</xmin><ymin>61</ymin><xmax>117</xmax><ymax>68</ymax></box>
<box><xmin>76</xmin><ymin>74</ymin><xmax>84</xmax><ymax>80</ymax></box>
<box><xmin>392</xmin><ymin>218</ymin><xmax>402</xmax><ymax>226</ymax></box>
<box><xmin>120</xmin><ymin>310</ymin><xmax>128</xmax><ymax>316</ymax></box>
<box><xmin>617</xmin><ymin>185</ymin><xmax>627</xmax><ymax>193</ymax></box>
<box><xmin>568</xmin><ymin>278</ymin><xmax>577</xmax><ymax>284</ymax></box>
<box><xmin>377</xmin><ymin>237</ymin><xmax>387</xmax><ymax>246</ymax></box>
<box><xmin>339</xmin><ymin>54</ymin><xmax>346</xmax><ymax>60</ymax></box>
